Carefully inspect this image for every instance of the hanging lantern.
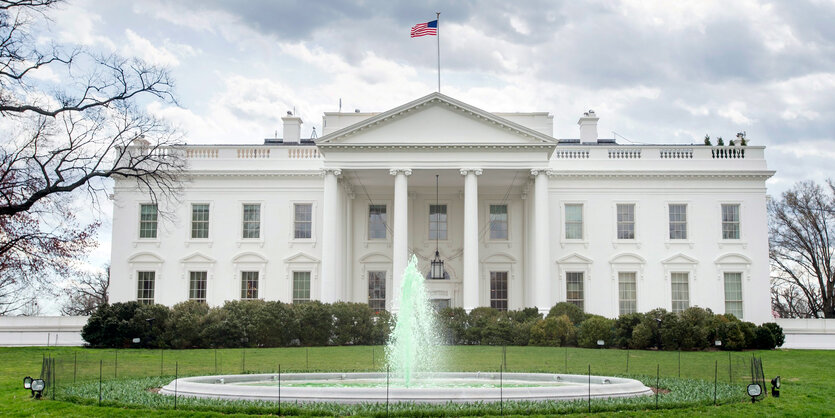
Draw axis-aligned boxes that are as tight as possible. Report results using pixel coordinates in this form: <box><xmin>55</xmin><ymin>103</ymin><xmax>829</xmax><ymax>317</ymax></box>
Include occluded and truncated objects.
<box><xmin>430</xmin><ymin>250</ymin><xmax>445</xmax><ymax>279</ymax></box>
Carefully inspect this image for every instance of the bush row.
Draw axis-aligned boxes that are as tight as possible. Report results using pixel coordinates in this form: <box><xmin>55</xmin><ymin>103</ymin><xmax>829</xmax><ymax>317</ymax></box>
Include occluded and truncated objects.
<box><xmin>82</xmin><ymin>300</ymin><xmax>784</xmax><ymax>351</ymax></box>
<box><xmin>438</xmin><ymin>303</ymin><xmax>784</xmax><ymax>351</ymax></box>
<box><xmin>82</xmin><ymin>300</ymin><xmax>392</xmax><ymax>348</ymax></box>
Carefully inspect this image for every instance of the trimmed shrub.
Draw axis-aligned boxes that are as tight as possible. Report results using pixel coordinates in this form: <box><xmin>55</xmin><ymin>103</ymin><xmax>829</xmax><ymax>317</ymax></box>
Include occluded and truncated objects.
<box><xmin>676</xmin><ymin>307</ymin><xmax>713</xmax><ymax>350</ymax></box>
<box><xmin>293</xmin><ymin>301</ymin><xmax>332</xmax><ymax>346</ymax></box>
<box><xmin>614</xmin><ymin>313</ymin><xmax>645</xmax><ymax>348</ymax></box>
<box><xmin>370</xmin><ymin>311</ymin><xmax>393</xmax><ymax>345</ymax></box>
<box><xmin>546</xmin><ymin>302</ymin><xmax>585</xmax><ymax>326</ymax></box>
<box><xmin>717</xmin><ymin>321</ymin><xmax>746</xmax><ymax>350</ymax></box>
<box><xmin>530</xmin><ymin>317</ymin><xmax>560</xmax><ymax>347</ymax></box>
<box><xmin>466</xmin><ymin>307</ymin><xmax>500</xmax><ymax>344</ymax></box>
<box><xmin>257</xmin><ymin>301</ymin><xmax>296</xmax><ymax>347</ymax></box>
<box><xmin>740</xmin><ymin>321</ymin><xmax>757</xmax><ymax>348</ymax></box>
<box><xmin>331</xmin><ymin>302</ymin><xmax>374</xmax><ymax>345</ymax></box>
<box><xmin>754</xmin><ymin>325</ymin><xmax>777</xmax><ymax>349</ymax></box>
<box><xmin>438</xmin><ymin>307</ymin><xmax>467</xmax><ymax>345</ymax></box>
<box><xmin>164</xmin><ymin>301</ymin><xmax>210</xmax><ymax>349</ymax></box>
<box><xmin>630</xmin><ymin>322</ymin><xmax>654</xmax><ymax>349</ymax></box>
<box><xmin>761</xmin><ymin>322</ymin><xmax>785</xmax><ymax>347</ymax></box>
<box><xmin>577</xmin><ymin>315</ymin><xmax>615</xmax><ymax>348</ymax></box>
<box><xmin>82</xmin><ymin>302</ymin><xmax>169</xmax><ymax>348</ymax></box>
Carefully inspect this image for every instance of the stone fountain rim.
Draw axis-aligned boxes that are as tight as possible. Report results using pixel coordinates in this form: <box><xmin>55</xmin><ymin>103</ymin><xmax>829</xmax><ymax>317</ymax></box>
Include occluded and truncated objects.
<box><xmin>159</xmin><ymin>371</ymin><xmax>654</xmax><ymax>404</ymax></box>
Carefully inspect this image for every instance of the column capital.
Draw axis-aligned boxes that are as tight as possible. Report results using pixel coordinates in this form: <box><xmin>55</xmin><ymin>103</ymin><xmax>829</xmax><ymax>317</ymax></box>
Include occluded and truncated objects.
<box><xmin>389</xmin><ymin>168</ymin><xmax>412</xmax><ymax>176</ymax></box>
<box><xmin>321</xmin><ymin>168</ymin><xmax>342</xmax><ymax>177</ymax></box>
<box><xmin>459</xmin><ymin>168</ymin><xmax>483</xmax><ymax>176</ymax></box>
<box><xmin>530</xmin><ymin>168</ymin><xmax>553</xmax><ymax>177</ymax></box>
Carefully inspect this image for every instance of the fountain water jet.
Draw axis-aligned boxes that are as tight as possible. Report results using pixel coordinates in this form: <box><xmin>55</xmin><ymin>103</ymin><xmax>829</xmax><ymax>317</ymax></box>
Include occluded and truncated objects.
<box><xmin>384</xmin><ymin>255</ymin><xmax>443</xmax><ymax>387</ymax></box>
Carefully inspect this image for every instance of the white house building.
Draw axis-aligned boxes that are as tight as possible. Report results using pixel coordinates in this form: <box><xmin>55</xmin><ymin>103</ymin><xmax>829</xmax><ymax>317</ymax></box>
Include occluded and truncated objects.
<box><xmin>109</xmin><ymin>92</ymin><xmax>775</xmax><ymax>323</ymax></box>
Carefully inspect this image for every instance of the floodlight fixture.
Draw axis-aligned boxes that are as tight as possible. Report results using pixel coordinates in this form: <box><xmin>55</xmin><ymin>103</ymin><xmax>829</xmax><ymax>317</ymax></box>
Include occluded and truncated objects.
<box><xmin>771</xmin><ymin>376</ymin><xmax>781</xmax><ymax>398</ymax></box>
<box><xmin>597</xmin><ymin>340</ymin><xmax>605</xmax><ymax>348</ymax></box>
<box><xmin>30</xmin><ymin>379</ymin><xmax>45</xmax><ymax>399</ymax></box>
<box><xmin>23</xmin><ymin>376</ymin><xmax>32</xmax><ymax>390</ymax></box>
<box><xmin>746</xmin><ymin>383</ymin><xmax>762</xmax><ymax>403</ymax></box>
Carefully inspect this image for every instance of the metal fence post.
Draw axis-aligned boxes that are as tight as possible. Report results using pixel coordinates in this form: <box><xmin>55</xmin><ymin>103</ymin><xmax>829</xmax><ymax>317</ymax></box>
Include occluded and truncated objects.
<box><xmin>714</xmin><ymin>360</ymin><xmax>718</xmax><ymax>405</ymax></box>
<box><xmin>500</xmin><ymin>363</ymin><xmax>503</xmax><ymax>416</ymax></box>
<box><xmin>587</xmin><ymin>364</ymin><xmax>591</xmax><ymax>413</ymax></box>
<box><xmin>73</xmin><ymin>352</ymin><xmax>77</xmax><ymax>384</ymax></box>
<box><xmin>655</xmin><ymin>364</ymin><xmax>659</xmax><ymax>409</ymax></box>
<box><xmin>98</xmin><ymin>359</ymin><xmax>102</xmax><ymax>406</ymax></box>
<box><xmin>174</xmin><ymin>361</ymin><xmax>178</xmax><ymax>410</ymax></box>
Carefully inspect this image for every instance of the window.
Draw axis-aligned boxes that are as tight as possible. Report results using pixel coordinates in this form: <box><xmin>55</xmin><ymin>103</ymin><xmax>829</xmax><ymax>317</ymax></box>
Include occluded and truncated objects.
<box><xmin>293</xmin><ymin>271</ymin><xmax>311</xmax><ymax>303</ymax></box>
<box><xmin>565</xmin><ymin>204</ymin><xmax>583</xmax><ymax>239</ymax></box>
<box><xmin>294</xmin><ymin>203</ymin><xmax>312</xmax><ymax>239</ymax></box>
<box><xmin>368</xmin><ymin>271</ymin><xmax>386</xmax><ymax>312</ymax></box>
<box><xmin>724</xmin><ymin>272</ymin><xmax>743</xmax><ymax>318</ymax></box>
<box><xmin>489</xmin><ymin>204</ymin><xmax>508</xmax><ymax>240</ymax></box>
<box><xmin>429</xmin><ymin>204</ymin><xmax>447</xmax><ymax>240</ymax></box>
<box><xmin>671</xmin><ymin>272</ymin><xmax>690</xmax><ymax>313</ymax></box>
<box><xmin>139</xmin><ymin>204</ymin><xmax>158</xmax><ymax>238</ymax></box>
<box><xmin>189</xmin><ymin>271</ymin><xmax>207</xmax><ymax>302</ymax></box>
<box><xmin>368</xmin><ymin>204</ymin><xmax>387</xmax><ymax>239</ymax></box>
<box><xmin>617</xmin><ymin>204</ymin><xmax>635</xmax><ymax>240</ymax></box>
<box><xmin>566</xmin><ymin>272</ymin><xmax>584</xmax><ymax>310</ymax></box>
<box><xmin>618</xmin><ymin>272</ymin><xmax>637</xmax><ymax>315</ymax></box>
<box><xmin>490</xmin><ymin>271</ymin><xmax>508</xmax><ymax>311</ymax></box>
<box><xmin>191</xmin><ymin>204</ymin><xmax>210</xmax><ymax>239</ymax></box>
<box><xmin>242</xmin><ymin>204</ymin><xmax>261</xmax><ymax>239</ymax></box>
<box><xmin>722</xmin><ymin>204</ymin><xmax>740</xmax><ymax>240</ymax></box>
<box><xmin>240</xmin><ymin>271</ymin><xmax>259</xmax><ymax>299</ymax></box>
<box><xmin>669</xmin><ymin>204</ymin><xmax>687</xmax><ymax>240</ymax></box>
<box><xmin>137</xmin><ymin>271</ymin><xmax>155</xmax><ymax>304</ymax></box>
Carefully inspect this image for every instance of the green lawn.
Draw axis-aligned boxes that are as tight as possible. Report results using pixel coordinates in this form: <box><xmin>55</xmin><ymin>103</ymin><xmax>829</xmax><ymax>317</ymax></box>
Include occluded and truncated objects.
<box><xmin>1</xmin><ymin>345</ymin><xmax>832</xmax><ymax>416</ymax></box>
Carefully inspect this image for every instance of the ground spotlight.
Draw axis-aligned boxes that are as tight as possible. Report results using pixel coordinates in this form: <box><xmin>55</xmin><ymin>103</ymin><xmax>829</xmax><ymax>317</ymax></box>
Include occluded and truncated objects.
<box><xmin>771</xmin><ymin>376</ymin><xmax>781</xmax><ymax>398</ymax></box>
<box><xmin>746</xmin><ymin>383</ymin><xmax>762</xmax><ymax>403</ymax></box>
<box><xmin>22</xmin><ymin>376</ymin><xmax>32</xmax><ymax>390</ymax></box>
<box><xmin>30</xmin><ymin>379</ymin><xmax>45</xmax><ymax>399</ymax></box>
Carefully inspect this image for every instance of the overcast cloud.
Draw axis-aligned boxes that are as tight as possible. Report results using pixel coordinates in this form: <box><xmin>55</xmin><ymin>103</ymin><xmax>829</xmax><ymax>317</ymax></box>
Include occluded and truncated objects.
<box><xmin>29</xmin><ymin>0</ymin><xmax>835</xmax><ymax>311</ymax></box>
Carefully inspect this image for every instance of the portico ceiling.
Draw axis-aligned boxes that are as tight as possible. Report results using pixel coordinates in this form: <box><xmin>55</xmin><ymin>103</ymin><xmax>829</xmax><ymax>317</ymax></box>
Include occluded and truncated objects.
<box><xmin>343</xmin><ymin>168</ymin><xmax>531</xmax><ymax>190</ymax></box>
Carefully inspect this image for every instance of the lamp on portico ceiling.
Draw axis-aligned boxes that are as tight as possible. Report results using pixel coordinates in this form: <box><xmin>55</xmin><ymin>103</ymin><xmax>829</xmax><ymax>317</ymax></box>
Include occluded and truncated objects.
<box><xmin>429</xmin><ymin>174</ymin><xmax>445</xmax><ymax>279</ymax></box>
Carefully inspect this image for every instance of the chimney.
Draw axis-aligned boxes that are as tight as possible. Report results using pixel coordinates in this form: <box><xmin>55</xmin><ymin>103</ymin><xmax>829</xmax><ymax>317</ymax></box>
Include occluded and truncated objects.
<box><xmin>281</xmin><ymin>111</ymin><xmax>303</xmax><ymax>143</ymax></box>
<box><xmin>578</xmin><ymin>110</ymin><xmax>599</xmax><ymax>143</ymax></box>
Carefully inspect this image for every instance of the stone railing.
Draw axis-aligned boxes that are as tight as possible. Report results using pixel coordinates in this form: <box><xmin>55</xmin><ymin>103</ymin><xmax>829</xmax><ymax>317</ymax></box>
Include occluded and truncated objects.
<box><xmin>178</xmin><ymin>145</ymin><xmax>322</xmax><ymax>161</ymax></box>
<box><xmin>553</xmin><ymin>145</ymin><xmax>760</xmax><ymax>161</ymax></box>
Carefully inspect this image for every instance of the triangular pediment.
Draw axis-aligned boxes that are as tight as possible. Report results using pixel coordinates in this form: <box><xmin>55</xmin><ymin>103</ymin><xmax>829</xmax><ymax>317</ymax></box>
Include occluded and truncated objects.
<box><xmin>557</xmin><ymin>253</ymin><xmax>593</xmax><ymax>264</ymax></box>
<box><xmin>180</xmin><ymin>252</ymin><xmax>216</xmax><ymax>264</ymax></box>
<box><xmin>661</xmin><ymin>253</ymin><xmax>699</xmax><ymax>265</ymax></box>
<box><xmin>232</xmin><ymin>252</ymin><xmax>267</xmax><ymax>264</ymax></box>
<box><xmin>128</xmin><ymin>252</ymin><xmax>163</xmax><ymax>264</ymax></box>
<box><xmin>317</xmin><ymin>93</ymin><xmax>556</xmax><ymax>147</ymax></box>
<box><xmin>283</xmin><ymin>252</ymin><xmax>320</xmax><ymax>264</ymax></box>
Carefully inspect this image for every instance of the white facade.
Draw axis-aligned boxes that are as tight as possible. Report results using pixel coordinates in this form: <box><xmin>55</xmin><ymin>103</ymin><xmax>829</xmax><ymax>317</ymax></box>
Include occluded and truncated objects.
<box><xmin>110</xmin><ymin>93</ymin><xmax>775</xmax><ymax>323</ymax></box>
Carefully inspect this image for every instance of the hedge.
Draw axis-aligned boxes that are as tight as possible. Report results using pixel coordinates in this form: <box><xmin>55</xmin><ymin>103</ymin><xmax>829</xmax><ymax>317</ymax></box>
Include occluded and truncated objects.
<box><xmin>82</xmin><ymin>301</ymin><xmax>784</xmax><ymax>351</ymax></box>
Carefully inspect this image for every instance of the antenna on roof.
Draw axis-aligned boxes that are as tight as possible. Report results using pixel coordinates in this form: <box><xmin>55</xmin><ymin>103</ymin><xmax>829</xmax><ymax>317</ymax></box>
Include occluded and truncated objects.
<box><xmin>339</xmin><ymin>98</ymin><xmax>342</xmax><ymax>113</ymax></box>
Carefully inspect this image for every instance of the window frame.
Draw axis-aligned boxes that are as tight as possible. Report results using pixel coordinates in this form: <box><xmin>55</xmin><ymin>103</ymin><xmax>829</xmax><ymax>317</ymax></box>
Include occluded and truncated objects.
<box><xmin>668</xmin><ymin>203</ymin><xmax>688</xmax><ymax>240</ymax></box>
<box><xmin>618</xmin><ymin>271</ymin><xmax>638</xmax><ymax>315</ymax></box>
<box><xmin>487</xmin><ymin>203</ymin><xmax>510</xmax><ymax>242</ymax></box>
<box><xmin>563</xmin><ymin>203</ymin><xmax>585</xmax><ymax>240</ymax></box>
<box><xmin>292</xmin><ymin>270</ymin><xmax>312</xmax><ymax>304</ymax></box>
<box><xmin>367</xmin><ymin>270</ymin><xmax>386</xmax><ymax>312</ymax></box>
<box><xmin>565</xmin><ymin>271</ymin><xmax>585</xmax><ymax>311</ymax></box>
<box><xmin>189</xmin><ymin>202</ymin><xmax>211</xmax><ymax>241</ymax></box>
<box><xmin>188</xmin><ymin>270</ymin><xmax>208</xmax><ymax>303</ymax></box>
<box><xmin>720</xmin><ymin>202</ymin><xmax>742</xmax><ymax>241</ymax></box>
<box><xmin>240</xmin><ymin>270</ymin><xmax>260</xmax><ymax>300</ymax></box>
<box><xmin>723</xmin><ymin>271</ymin><xmax>744</xmax><ymax>319</ymax></box>
<box><xmin>615</xmin><ymin>202</ymin><xmax>637</xmax><ymax>241</ymax></box>
<box><xmin>428</xmin><ymin>203</ymin><xmax>449</xmax><ymax>241</ymax></box>
<box><xmin>291</xmin><ymin>201</ymin><xmax>315</xmax><ymax>242</ymax></box>
<box><xmin>489</xmin><ymin>271</ymin><xmax>509</xmax><ymax>311</ymax></box>
<box><xmin>670</xmin><ymin>271</ymin><xmax>690</xmax><ymax>313</ymax></box>
<box><xmin>138</xmin><ymin>203</ymin><xmax>159</xmax><ymax>240</ymax></box>
<box><xmin>240</xmin><ymin>202</ymin><xmax>262</xmax><ymax>240</ymax></box>
<box><xmin>136</xmin><ymin>271</ymin><xmax>156</xmax><ymax>305</ymax></box>
<box><xmin>367</xmin><ymin>204</ymin><xmax>388</xmax><ymax>240</ymax></box>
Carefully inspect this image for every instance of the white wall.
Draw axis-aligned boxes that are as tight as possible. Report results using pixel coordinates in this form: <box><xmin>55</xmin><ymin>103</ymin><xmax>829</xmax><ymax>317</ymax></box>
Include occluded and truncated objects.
<box><xmin>0</xmin><ymin>316</ymin><xmax>88</xmax><ymax>346</ymax></box>
<box><xmin>777</xmin><ymin>318</ymin><xmax>835</xmax><ymax>349</ymax></box>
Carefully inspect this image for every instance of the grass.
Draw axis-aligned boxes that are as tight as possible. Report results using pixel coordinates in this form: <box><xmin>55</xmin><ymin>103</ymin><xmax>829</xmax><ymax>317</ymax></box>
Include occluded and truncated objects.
<box><xmin>1</xmin><ymin>345</ymin><xmax>833</xmax><ymax>416</ymax></box>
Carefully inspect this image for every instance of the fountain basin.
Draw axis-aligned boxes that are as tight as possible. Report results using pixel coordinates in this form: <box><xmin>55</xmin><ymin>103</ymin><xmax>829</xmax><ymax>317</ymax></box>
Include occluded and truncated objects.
<box><xmin>160</xmin><ymin>372</ymin><xmax>653</xmax><ymax>404</ymax></box>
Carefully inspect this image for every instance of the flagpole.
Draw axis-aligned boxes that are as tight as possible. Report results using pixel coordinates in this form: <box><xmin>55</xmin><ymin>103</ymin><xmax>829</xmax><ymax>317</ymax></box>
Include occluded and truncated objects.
<box><xmin>436</xmin><ymin>11</ymin><xmax>441</xmax><ymax>93</ymax></box>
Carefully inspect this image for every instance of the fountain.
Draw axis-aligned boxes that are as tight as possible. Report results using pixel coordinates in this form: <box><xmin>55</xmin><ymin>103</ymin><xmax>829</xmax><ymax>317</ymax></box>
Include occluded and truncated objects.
<box><xmin>385</xmin><ymin>255</ymin><xmax>442</xmax><ymax>386</ymax></box>
<box><xmin>160</xmin><ymin>256</ymin><xmax>653</xmax><ymax>403</ymax></box>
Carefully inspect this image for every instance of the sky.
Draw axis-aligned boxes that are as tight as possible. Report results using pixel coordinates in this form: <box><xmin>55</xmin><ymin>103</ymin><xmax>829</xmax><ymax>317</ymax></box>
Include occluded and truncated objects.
<box><xmin>28</xmin><ymin>0</ymin><xmax>835</xmax><ymax>313</ymax></box>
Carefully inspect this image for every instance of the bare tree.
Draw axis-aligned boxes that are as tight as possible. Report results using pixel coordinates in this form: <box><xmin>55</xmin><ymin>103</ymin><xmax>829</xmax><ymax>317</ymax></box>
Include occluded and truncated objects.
<box><xmin>62</xmin><ymin>264</ymin><xmax>109</xmax><ymax>316</ymax></box>
<box><xmin>769</xmin><ymin>179</ymin><xmax>835</xmax><ymax>318</ymax></box>
<box><xmin>0</xmin><ymin>1</ymin><xmax>184</xmax><ymax>314</ymax></box>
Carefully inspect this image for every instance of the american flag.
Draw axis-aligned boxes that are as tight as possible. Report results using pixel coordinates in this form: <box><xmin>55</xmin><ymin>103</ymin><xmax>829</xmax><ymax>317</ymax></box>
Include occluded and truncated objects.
<box><xmin>410</xmin><ymin>20</ymin><xmax>438</xmax><ymax>38</ymax></box>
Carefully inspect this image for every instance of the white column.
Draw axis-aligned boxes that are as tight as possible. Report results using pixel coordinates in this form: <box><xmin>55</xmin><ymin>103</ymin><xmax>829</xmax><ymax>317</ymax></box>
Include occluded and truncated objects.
<box><xmin>461</xmin><ymin>168</ymin><xmax>482</xmax><ymax>312</ymax></box>
<box><xmin>344</xmin><ymin>186</ymin><xmax>354</xmax><ymax>302</ymax></box>
<box><xmin>321</xmin><ymin>168</ymin><xmax>341</xmax><ymax>303</ymax></box>
<box><xmin>390</xmin><ymin>168</ymin><xmax>412</xmax><ymax>313</ymax></box>
<box><xmin>532</xmin><ymin>169</ymin><xmax>551</xmax><ymax>314</ymax></box>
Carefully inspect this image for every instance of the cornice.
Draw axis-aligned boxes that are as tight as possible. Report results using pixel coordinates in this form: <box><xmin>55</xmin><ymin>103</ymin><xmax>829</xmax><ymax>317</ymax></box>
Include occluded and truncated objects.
<box><xmin>317</xmin><ymin>143</ymin><xmax>555</xmax><ymax>151</ymax></box>
<box><xmin>547</xmin><ymin>170</ymin><xmax>776</xmax><ymax>180</ymax></box>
